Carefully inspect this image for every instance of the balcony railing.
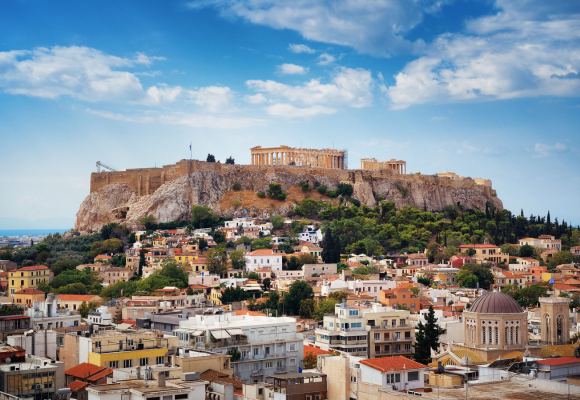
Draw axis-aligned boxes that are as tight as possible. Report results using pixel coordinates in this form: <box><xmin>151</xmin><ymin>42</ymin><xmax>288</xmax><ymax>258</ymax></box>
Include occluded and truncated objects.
<box><xmin>375</xmin><ymin>349</ymin><xmax>410</xmax><ymax>355</ymax></box>
<box><xmin>251</xmin><ymin>369</ymin><xmax>264</xmax><ymax>375</ymax></box>
<box><xmin>275</xmin><ymin>366</ymin><xmax>287</xmax><ymax>373</ymax></box>
<box><xmin>373</xmin><ymin>336</ymin><xmax>413</xmax><ymax>343</ymax></box>
<box><xmin>370</xmin><ymin>324</ymin><xmax>409</xmax><ymax>329</ymax></box>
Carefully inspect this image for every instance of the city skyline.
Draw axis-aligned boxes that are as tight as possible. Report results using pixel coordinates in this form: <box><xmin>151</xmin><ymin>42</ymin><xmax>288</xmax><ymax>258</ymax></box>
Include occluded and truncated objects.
<box><xmin>1</xmin><ymin>0</ymin><xmax>579</xmax><ymax>228</ymax></box>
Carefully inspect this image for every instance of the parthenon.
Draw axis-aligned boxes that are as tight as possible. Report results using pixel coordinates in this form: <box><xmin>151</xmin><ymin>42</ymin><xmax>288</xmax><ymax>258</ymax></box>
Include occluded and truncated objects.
<box><xmin>360</xmin><ymin>158</ymin><xmax>407</xmax><ymax>174</ymax></box>
<box><xmin>250</xmin><ymin>146</ymin><xmax>346</xmax><ymax>169</ymax></box>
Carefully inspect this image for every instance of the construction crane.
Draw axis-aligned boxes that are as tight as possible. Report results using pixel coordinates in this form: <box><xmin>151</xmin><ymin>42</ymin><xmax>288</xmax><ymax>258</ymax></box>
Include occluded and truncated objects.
<box><xmin>96</xmin><ymin>161</ymin><xmax>117</xmax><ymax>173</ymax></box>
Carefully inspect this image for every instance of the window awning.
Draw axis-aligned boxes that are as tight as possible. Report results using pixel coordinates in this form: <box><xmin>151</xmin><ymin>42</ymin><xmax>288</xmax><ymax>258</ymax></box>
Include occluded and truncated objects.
<box><xmin>210</xmin><ymin>330</ymin><xmax>231</xmax><ymax>339</ymax></box>
<box><xmin>191</xmin><ymin>330</ymin><xmax>205</xmax><ymax>336</ymax></box>
<box><xmin>226</xmin><ymin>328</ymin><xmax>245</xmax><ymax>336</ymax></box>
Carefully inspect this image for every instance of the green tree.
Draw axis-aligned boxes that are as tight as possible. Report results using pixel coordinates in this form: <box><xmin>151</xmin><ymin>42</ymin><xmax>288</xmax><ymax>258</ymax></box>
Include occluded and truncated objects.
<box><xmin>139</xmin><ymin>216</ymin><xmax>157</xmax><ymax>230</ymax></box>
<box><xmin>548</xmin><ymin>251</ymin><xmax>575</xmax><ymax>268</ymax></box>
<box><xmin>229</xmin><ymin>250</ymin><xmax>246</xmax><ymax>270</ymax></box>
<box><xmin>501</xmin><ymin>244</ymin><xmax>519</xmax><ymax>256</ymax></box>
<box><xmin>303</xmin><ymin>351</ymin><xmax>317</xmax><ymax>369</ymax></box>
<box><xmin>57</xmin><ymin>282</ymin><xmax>88</xmax><ymax>295</ymax></box>
<box><xmin>456</xmin><ymin>270</ymin><xmax>478</xmax><ymax>288</ymax></box>
<box><xmin>458</xmin><ymin>263</ymin><xmax>494</xmax><ymax>290</ymax></box>
<box><xmin>191</xmin><ymin>206</ymin><xmax>219</xmax><ymax>229</ymax></box>
<box><xmin>285</xmin><ymin>280</ymin><xmax>314</xmax><ymax>315</ymax></box>
<box><xmin>299</xmin><ymin>299</ymin><xmax>316</xmax><ymax>319</ymax></box>
<box><xmin>247</xmin><ymin>272</ymin><xmax>260</xmax><ymax>280</ymax></box>
<box><xmin>206</xmin><ymin>154</ymin><xmax>216</xmax><ymax>162</ymax></box>
<box><xmin>266</xmin><ymin>290</ymin><xmax>281</xmax><ymax>313</ymax></box>
<box><xmin>271</xmin><ymin>216</ymin><xmax>285</xmax><ymax>230</ymax></box>
<box><xmin>314</xmin><ymin>299</ymin><xmax>338</xmax><ymax>321</ymax></box>
<box><xmin>251</xmin><ymin>238</ymin><xmax>272</xmax><ymax>251</ymax></box>
<box><xmin>225</xmin><ymin>156</ymin><xmax>235</xmax><ymax>165</ymax></box>
<box><xmin>519</xmin><ymin>245</ymin><xmax>535</xmax><ymax>258</ymax></box>
<box><xmin>267</xmin><ymin>183</ymin><xmax>287</xmax><ymax>201</ymax></box>
<box><xmin>328</xmin><ymin>291</ymin><xmax>349</xmax><ymax>302</ymax></box>
<box><xmin>321</xmin><ymin>227</ymin><xmax>341</xmax><ymax>263</ymax></box>
<box><xmin>158</xmin><ymin>259</ymin><xmax>189</xmax><ymax>288</ymax></box>
<box><xmin>207</xmin><ymin>247</ymin><xmax>229</xmax><ymax>277</ymax></box>
<box><xmin>296</xmin><ymin>198</ymin><xmax>321</xmax><ymax>217</ymax></box>
<box><xmin>78</xmin><ymin>301</ymin><xmax>90</xmax><ymax>318</ymax></box>
<box><xmin>219</xmin><ymin>287</ymin><xmax>250</xmax><ymax>304</ymax></box>
<box><xmin>413</xmin><ymin>306</ymin><xmax>444</xmax><ymax>364</ymax></box>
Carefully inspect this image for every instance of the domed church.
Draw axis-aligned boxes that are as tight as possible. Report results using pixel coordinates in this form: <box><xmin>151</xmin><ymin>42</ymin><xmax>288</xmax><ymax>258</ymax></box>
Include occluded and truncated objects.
<box><xmin>464</xmin><ymin>292</ymin><xmax>528</xmax><ymax>350</ymax></box>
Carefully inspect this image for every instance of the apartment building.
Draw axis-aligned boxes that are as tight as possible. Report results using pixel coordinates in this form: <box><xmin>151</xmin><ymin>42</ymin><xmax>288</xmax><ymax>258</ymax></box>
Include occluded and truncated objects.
<box><xmin>348</xmin><ymin>280</ymin><xmax>396</xmax><ymax>301</ymax></box>
<box><xmin>244</xmin><ymin>249</ymin><xmax>284</xmax><ymax>273</ymax></box>
<box><xmin>315</xmin><ymin>302</ymin><xmax>368</xmax><ymax>357</ymax></box>
<box><xmin>457</xmin><ymin>241</ymin><xmax>509</xmax><ymax>265</ymax></box>
<box><xmin>0</xmin><ymin>346</ymin><xmax>65</xmax><ymax>400</ymax></box>
<box><xmin>364</xmin><ymin>304</ymin><xmax>414</xmax><ymax>359</ymax></box>
<box><xmin>174</xmin><ymin>312</ymin><xmax>303</xmax><ymax>383</ymax></box>
<box><xmin>27</xmin><ymin>294</ymin><xmax>81</xmax><ymax>330</ymax></box>
<box><xmin>61</xmin><ymin>328</ymin><xmax>178</xmax><ymax>370</ymax></box>
<box><xmin>519</xmin><ymin>235</ymin><xmax>562</xmax><ymax>251</ymax></box>
<box><xmin>379</xmin><ymin>286</ymin><xmax>420</xmax><ymax>311</ymax></box>
<box><xmin>8</xmin><ymin>265</ymin><xmax>54</xmax><ymax>296</ymax></box>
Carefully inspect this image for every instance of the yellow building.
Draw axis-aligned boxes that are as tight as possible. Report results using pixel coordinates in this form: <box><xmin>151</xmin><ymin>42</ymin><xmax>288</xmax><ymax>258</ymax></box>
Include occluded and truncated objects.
<box><xmin>175</xmin><ymin>252</ymin><xmax>198</xmax><ymax>263</ymax></box>
<box><xmin>58</xmin><ymin>294</ymin><xmax>103</xmax><ymax>312</ymax></box>
<box><xmin>190</xmin><ymin>258</ymin><xmax>209</xmax><ymax>273</ymax></box>
<box><xmin>153</xmin><ymin>237</ymin><xmax>167</xmax><ymax>247</ymax></box>
<box><xmin>8</xmin><ymin>265</ymin><xmax>54</xmax><ymax>296</ymax></box>
<box><xmin>13</xmin><ymin>288</ymin><xmax>46</xmax><ymax>306</ymax></box>
<box><xmin>210</xmin><ymin>288</ymin><xmax>224</xmax><ymax>305</ymax></box>
<box><xmin>62</xmin><ymin>329</ymin><xmax>179</xmax><ymax>370</ymax></box>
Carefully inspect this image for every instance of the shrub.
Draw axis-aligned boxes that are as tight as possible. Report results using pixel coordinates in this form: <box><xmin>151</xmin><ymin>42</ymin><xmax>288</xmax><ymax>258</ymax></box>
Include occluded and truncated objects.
<box><xmin>336</xmin><ymin>183</ymin><xmax>354</xmax><ymax>197</ymax></box>
<box><xmin>267</xmin><ymin>183</ymin><xmax>287</xmax><ymax>201</ymax></box>
<box><xmin>317</xmin><ymin>185</ymin><xmax>327</xmax><ymax>195</ymax></box>
<box><xmin>233</xmin><ymin>182</ymin><xmax>242</xmax><ymax>191</ymax></box>
<box><xmin>314</xmin><ymin>181</ymin><xmax>321</xmax><ymax>188</ymax></box>
<box><xmin>327</xmin><ymin>190</ymin><xmax>337</xmax><ymax>198</ymax></box>
<box><xmin>301</xmin><ymin>182</ymin><xmax>310</xmax><ymax>192</ymax></box>
<box><xmin>257</xmin><ymin>192</ymin><xmax>266</xmax><ymax>198</ymax></box>
<box><xmin>347</xmin><ymin>197</ymin><xmax>361</xmax><ymax>207</ymax></box>
<box><xmin>287</xmin><ymin>209</ymin><xmax>297</xmax><ymax>217</ymax></box>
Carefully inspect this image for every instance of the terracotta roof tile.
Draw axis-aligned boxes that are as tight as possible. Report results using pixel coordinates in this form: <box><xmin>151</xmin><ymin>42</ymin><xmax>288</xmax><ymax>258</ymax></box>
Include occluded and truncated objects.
<box><xmin>304</xmin><ymin>345</ymin><xmax>332</xmax><ymax>357</ymax></box>
<box><xmin>65</xmin><ymin>363</ymin><xmax>106</xmax><ymax>379</ymax></box>
<box><xmin>537</xmin><ymin>357</ymin><xmax>580</xmax><ymax>366</ymax></box>
<box><xmin>14</xmin><ymin>288</ymin><xmax>45</xmax><ymax>295</ymax></box>
<box><xmin>67</xmin><ymin>380</ymin><xmax>89</xmax><ymax>391</ymax></box>
<box><xmin>359</xmin><ymin>356</ymin><xmax>426</xmax><ymax>372</ymax></box>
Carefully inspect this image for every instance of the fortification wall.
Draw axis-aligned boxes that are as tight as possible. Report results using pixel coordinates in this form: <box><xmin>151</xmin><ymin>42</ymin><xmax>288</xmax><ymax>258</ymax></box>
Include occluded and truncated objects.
<box><xmin>90</xmin><ymin>159</ymin><xmax>493</xmax><ymax>196</ymax></box>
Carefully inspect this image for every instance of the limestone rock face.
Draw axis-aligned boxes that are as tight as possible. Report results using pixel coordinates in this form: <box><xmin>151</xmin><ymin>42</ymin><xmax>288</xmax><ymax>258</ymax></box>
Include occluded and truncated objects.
<box><xmin>75</xmin><ymin>169</ymin><xmax>503</xmax><ymax>231</ymax></box>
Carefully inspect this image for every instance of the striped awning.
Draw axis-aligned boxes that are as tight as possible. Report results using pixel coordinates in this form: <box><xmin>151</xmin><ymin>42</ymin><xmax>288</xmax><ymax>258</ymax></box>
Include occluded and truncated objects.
<box><xmin>210</xmin><ymin>330</ymin><xmax>231</xmax><ymax>339</ymax></box>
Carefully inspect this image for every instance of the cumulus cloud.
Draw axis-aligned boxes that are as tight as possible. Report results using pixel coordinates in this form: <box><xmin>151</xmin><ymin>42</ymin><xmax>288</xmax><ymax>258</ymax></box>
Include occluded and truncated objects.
<box><xmin>288</xmin><ymin>44</ymin><xmax>316</xmax><ymax>54</ymax></box>
<box><xmin>317</xmin><ymin>53</ymin><xmax>336</xmax><ymax>66</ymax></box>
<box><xmin>276</xmin><ymin>63</ymin><xmax>309</xmax><ymax>75</ymax></box>
<box><xmin>246</xmin><ymin>67</ymin><xmax>374</xmax><ymax>109</ymax></box>
<box><xmin>186</xmin><ymin>0</ymin><xmax>449</xmax><ymax>56</ymax></box>
<box><xmin>533</xmin><ymin>143</ymin><xmax>567</xmax><ymax>158</ymax></box>
<box><xmin>0</xmin><ymin>45</ymin><xmax>236</xmax><ymax>113</ymax></box>
<box><xmin>244</xmin><ymin>93</ymin><xmax>268</xmax><ymax>104</ymax></box>
<box><xmin>265</xmin><ymin>103</ymin><xmax>336</xmax><ymax>118</ymax></box>
<box><xmin>386</xmin><ymin>0</ymin><xmax>580</xmax><ymax>108</ymax></box>
<box><xmin>86</xmin><ymin>108</ymin><xmax>266</xmax><ymax>129</ymax></box>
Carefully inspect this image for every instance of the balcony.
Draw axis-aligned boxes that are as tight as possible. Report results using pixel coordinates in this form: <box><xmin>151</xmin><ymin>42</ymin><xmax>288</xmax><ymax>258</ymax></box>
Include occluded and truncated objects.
<box><xmin>251</xmin><ymin>369</ymin><xmax>264</xmax><ymax>376</ymax></box>
<box><xmin>375</xmin><ymin>349</ymin><xmax>410</xmax><ymax>355</ymax></box>
<box><xmin>373</xmin><ymin>336</ymin><xmax>412</xmax><ymax>343</ymax></box>
<box><xmin>276</xmin><ymin>366</ymin><xmax>287</xmax><ymax>373</ymax></box>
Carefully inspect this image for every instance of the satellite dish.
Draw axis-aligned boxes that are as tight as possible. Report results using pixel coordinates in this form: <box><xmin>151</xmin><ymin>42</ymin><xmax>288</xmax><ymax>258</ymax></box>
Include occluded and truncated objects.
<box><xmin>5</xmin><ymin>358</ymin><xmax>11</xmax><ymax>363</ymax></box>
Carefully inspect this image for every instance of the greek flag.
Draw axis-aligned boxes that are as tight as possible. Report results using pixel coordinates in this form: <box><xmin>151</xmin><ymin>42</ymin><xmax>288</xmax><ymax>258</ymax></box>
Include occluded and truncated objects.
<box><xmin>549</xmin><ymin>277</ymin><xmax>555</xmax><ymax>284</ymax></box>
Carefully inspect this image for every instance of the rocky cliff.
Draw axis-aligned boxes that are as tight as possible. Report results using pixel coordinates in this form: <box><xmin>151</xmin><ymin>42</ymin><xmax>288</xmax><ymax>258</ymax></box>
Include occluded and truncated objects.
<box><xmin>75</xmin><ymin>168</ymin><xmax>503</xmax><ymax>232</ymax></box>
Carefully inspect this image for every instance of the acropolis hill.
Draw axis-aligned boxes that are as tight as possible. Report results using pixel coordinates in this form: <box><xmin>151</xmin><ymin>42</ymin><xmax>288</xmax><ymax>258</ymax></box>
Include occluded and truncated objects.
<box><xmin>76</xmin><ymin>146</ymin><xmax>502</xmax><ymax>232</ymax></box>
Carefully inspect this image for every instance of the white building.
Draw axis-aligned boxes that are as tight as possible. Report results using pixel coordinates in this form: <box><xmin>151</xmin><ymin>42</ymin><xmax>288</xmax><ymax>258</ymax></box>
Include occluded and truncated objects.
<box><xmin>302</xmin><ymin>263</ymin><xmax>337</xmax><ymax>277</ymax></box>
<box><xmin>7</xmin><ymin>330</ymin><xmax>57</xmax><ymax>359</ymax></box>
<box><xmin>225</xmin><ymin>218</ymin><xmax>256</xmax><ymax>229</ymax></box>
<box><xmin>315</xmin><ymin>302</ymin><xmax>368</xmax><ymax>357</ymax></box>
<box><xmin>299</xmin><ymin>225</ymin><xmax>323</xmax><ymax>243</ymax></box>
<box><xmin>244</xmin><ymin>249</ymin><xmax>284</xmax><ymax>272</ymax></box>
<box><xmin>189</xmin><ymin>274</ymin><xmax>221</xmax><ymax>287</ymax></box>
<box><xmin>359</xmin><ymin>356</ymin><xmax>427</xmax><ymax>391</ymax></box>
<box><xmin>348</xmin><ymin>280</ymin><xmax>396</xmax><ymax>301</ymax></box>
<box><xmin>174</xmin><ymin>312</ymin><xmax>303</xmax><ymax>383</ymax></box>
<box><xmin>26</xmin><ymin>293</ymin><xmax>81</xmax><ymax>330</ymax></box>
<box><xmin>87</xmin><ymin>305</ymin><xmax>113</xmax><ymax>326</ymax></box>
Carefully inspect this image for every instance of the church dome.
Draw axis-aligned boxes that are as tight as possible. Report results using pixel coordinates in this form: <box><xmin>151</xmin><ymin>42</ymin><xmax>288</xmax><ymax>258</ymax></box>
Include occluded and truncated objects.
<box><xmin>468</xmin><ymin>292</ymin><xmax>523</xmax><ymax>314</ymax></box>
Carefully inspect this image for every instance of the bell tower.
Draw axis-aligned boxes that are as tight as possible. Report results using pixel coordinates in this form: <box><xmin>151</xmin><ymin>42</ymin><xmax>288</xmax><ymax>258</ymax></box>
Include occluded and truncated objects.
<box><xmin>540</xmin><ymin>297</ymin><xmax>571</xmax><ymax>345</ymax></box>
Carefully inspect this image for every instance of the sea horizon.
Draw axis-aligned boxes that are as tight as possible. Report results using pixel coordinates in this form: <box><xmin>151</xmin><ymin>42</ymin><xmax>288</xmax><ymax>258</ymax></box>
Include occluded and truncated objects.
<box><xmin>0</xmin><ymin>229</ymin><xmax>70</xmax><ymax>237</ymax></box>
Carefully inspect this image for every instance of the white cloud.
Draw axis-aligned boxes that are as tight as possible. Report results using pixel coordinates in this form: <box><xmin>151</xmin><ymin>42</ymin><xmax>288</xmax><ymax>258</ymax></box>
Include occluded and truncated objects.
<box><xmin>187</xmin><ymin>0</ymin><xmax>450</xmax><ymax>56</ymax></box>
<box><xmin>86</xmin><ymin>108</ymin><xmax>266</xmax><ymax>129</ymax></box>
<box><xmin>317</xmin><ymin>53</ymin><xmax>336</xmax><ymax>66</ymax></box>
<box><xmin>0</xmin><ymin>45</ymin><xmax>236</xmax><ymax>113</ymax></box>
<box><xmin>456</xmin><ymin>141</ymin><xmax>477</xmax><ymax>154</ymax></box>
<box><xmin>356</xmin><ymin>138</ymin><xmax>410</xmax><ymax>148</ymax></box>
<box><xmin>288</xmin><ymin>44</ymin><xmax>316</xmax><ymax>54</ymax></box>
<box><xmin>265</xmin><ymin>103</ymin><xmax>336</xmax><ymax>118</ymax></box>
<box><xmin>276</xmin><ymin>63</ymin><xmax>309</xmax><ymax>75</ymax></box>
<box><xmin>135</xmin><ymin>70</ymin><xmax>162</xmax><ymax>77</ymax></box>
<box><xmin>246</xmin><ymin>67</ymin><xmax>374</xmax><ymax>109</ymax></box>
<box><xmin>244</xmin><ymin>93</ymin><xmax>268</xmax><ymax>104</ymax></box>
<box><xmin>386</xmin><ymin>1</ymin><xmax>580</xmax><ymax>108</ymax></box>
<box><xmin>533</xmin><ymin>143</ymin><xmax>567</xmax><ymax>158</ymax></box>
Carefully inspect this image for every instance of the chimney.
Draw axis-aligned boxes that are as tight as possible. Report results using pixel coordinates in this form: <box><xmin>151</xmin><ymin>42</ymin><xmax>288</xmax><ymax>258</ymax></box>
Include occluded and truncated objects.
<box><xmin>158</xmin><ymin>372</ymin><xmax>166</xmax><ymax>387</ymax></box>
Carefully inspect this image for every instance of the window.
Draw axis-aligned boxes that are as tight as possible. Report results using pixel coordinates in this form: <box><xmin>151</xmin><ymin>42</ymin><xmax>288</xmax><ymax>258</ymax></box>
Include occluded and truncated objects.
<box><xmin>411</xmin><ymin>303</ymin><xmax>415</xmax><ymax>309</ymax></box>
<box><xmin>387</xmin><ymin>373</ymin><xmax>401</xmax><ymax>384</ymax></box>
<box><xmin>156</xmin><ymin>356</ymin><xmax>164</xmax><ymax>364</ymax></box>
<box><xmin>405</xmin><ymin>343</ymin><xmax>411</xmax><ymax>351</ymax></box>
<box><xmin>374</xmin><ymin>333</ymin><xmax>380</xmax><ymax>340</ymax></box>
<box><xmin>254</xmin><ymin>348</ymin><xmax>259</xmax><ymax>355</ymax></box>
<box><xmin>408</xmin><ymin>371</ymin><xmax>419</xmax><ymax>381</ymax></box>
<box><xmin>140</xmin><ymin>358</ymin><xmax>148</xmax><ymax>366</ymax></box>
<box><xmin>124</xmin><ymin>359</ymin><xmax>132</xmax><ymax>368</ymax></box>
<box><xmin>265</xmin><ymin>362</ymin><xmax>272</xmax><ymax>368</ymax></box>
<box><xmin>290</xmin><ymin>344</ymin><xmax>296</xmax><ymax>351</ymax></box>
<box><xmin>175</xmin><ymin>395</ymin><xmax>189</xmax><ymax>400</ymax></box>
<box><xmin>95</xmin><ymin>341</ymin><xmax>101</xmax><ymax>348</ymax></box>
<box><xmin>110</xmin><ymin>361</ymin><xmax>119</xmax><ymax>368</ymax></box>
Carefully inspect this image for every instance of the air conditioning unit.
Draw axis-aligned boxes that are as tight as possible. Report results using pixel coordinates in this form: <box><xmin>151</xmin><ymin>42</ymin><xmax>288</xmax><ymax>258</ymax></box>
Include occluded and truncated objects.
<box><xmin>33</xmin><ymin>384</ymin><xmax>42</xmax><ymax>389</ymax></box>
<box><xmin>131</xmin><ymin>346</ymin><xmax>136</xmax><ymax>350</ymax></box>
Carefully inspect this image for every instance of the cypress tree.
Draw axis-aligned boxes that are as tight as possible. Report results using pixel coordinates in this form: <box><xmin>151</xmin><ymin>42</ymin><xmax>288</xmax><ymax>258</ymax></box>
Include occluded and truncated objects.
<box><xmin>413</xmin><ymin>306</ymin><xmax>444</xmax><ymax>364</ymax></box>
<box><xmin>322</xmin><ymin>227</ymin><xmax>340</xmax><ymax>263</ymax></box>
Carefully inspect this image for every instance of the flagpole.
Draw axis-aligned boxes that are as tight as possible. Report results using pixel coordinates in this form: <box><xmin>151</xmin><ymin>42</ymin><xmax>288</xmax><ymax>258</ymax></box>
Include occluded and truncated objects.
<box><xmin>190</xmin><ymin>142</ymin><xmax>192</xmax><ymax>161</ymax></box>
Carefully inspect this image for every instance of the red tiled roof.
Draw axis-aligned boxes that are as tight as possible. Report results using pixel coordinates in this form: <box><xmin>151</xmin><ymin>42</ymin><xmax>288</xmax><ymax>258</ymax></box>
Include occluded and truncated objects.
<box><xmin>67</xmin><ymin>380</ymin><xmax>89</xmax><ymax>392</ymax></box>
<box><xmin>13</xmin><ymin>265</ymin><xmax>50</xmax><ymax>272</ymax></box>
<box><xmin>88</xmin><ymin>368</ymin><xmax>113</xmax><ymax>381</ymax></box>
<box><xmin>14</xmin><ymin>288</ymin><xmax>45</xmax><ymax>295</ymax></box>
<box><xmin>121</xmin><ymin>319</ymin><xmax>137</xmax><ymax>326</ymax></box>
<box><xmin>94</xmin><ymin>255</ymin><xmax>112</xmax><ymax>259</ymax></box>
<box><xmin>304</xmin><ymin>345</ymin><xmax>332</xmax><ymax>356</ymax></box>
<box><xmin>189</xmin><ymin>285</ymin><xmax>210</xmax><ymax>290</ymax></box>
<box><xmin>458</xmin><ymin>244</ymin><xmax>499</xmax><ymax>248</ymax></box>
<box><xmin>537</xmin><ymin>357</ymin><xmax>580</xmax><ymax>366</ymax></box>
<box><xmin>66</xmin><ymin>363</ymin><xmax>106</xmax><ymax>379</ymax></box>
<box><xmin>58</xmin><ymin>295</ymin><xmax>101</xmax><ymax>301</ymax></box>
<box><xmin>246</xmin><ymin>249</ymin><xmax>276</xmax><ymax>256</ymax></box>
<box><xmin>359</xmin><ymin>356</ymin><xmax>427</xmax><ymax>372</ymax></box>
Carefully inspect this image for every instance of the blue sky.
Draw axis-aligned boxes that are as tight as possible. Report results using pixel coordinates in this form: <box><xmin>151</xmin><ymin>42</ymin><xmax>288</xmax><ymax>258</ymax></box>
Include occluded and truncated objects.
<box><xmin>1</xmin><ymin>0</ymin><xmax>579</xmax><ymax>229</ymax></box>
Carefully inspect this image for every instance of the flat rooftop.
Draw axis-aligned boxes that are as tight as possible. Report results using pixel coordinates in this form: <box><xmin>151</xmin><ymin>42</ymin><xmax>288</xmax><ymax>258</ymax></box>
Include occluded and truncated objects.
<box><xmin>418</xmin><ymin>380</ymin><xmax>577</xmax><ymax>400</ymax></box>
